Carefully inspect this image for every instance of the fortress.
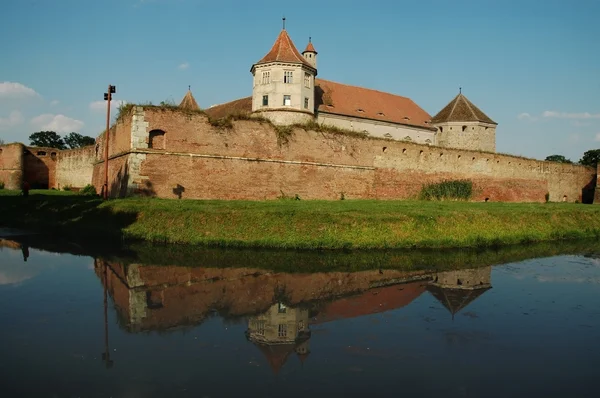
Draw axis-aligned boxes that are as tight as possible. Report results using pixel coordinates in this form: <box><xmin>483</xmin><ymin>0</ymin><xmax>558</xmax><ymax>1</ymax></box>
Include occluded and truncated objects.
<box><xmin>0</xmin><ymin>26</ymin><xmax>598</xmax><ymax>203</ymax></box>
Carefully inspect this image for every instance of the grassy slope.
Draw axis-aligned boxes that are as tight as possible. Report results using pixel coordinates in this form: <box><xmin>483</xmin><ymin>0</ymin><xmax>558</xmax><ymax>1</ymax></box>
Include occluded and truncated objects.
<box><xmin>1</xmin><ymin>191</ymin><xmax>600</xmax><ymax>249</ymax></box>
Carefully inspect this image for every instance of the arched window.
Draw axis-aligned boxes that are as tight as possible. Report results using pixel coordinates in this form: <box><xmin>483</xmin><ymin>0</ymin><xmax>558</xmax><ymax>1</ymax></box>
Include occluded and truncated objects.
<box><xmin>149</xmin><ymin>129</ymin><xmax>166</xmax><ymax>150</ymax></box>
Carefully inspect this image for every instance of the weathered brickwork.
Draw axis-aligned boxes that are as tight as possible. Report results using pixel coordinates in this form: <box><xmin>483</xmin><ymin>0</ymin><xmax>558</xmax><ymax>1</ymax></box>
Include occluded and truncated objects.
<box><xmin>90</xmin><ymin>107</ymin><xmax>597</xmax><ymax>203</ymax></box>
<box><xmin>595</xmin><ymin>164</ymin><xmax>600</xmax><ymax>204</ymax></box>
<box><xmin>0</xmin><ymin>143</ymin><xmax>25</xmax><ymax>190</ymax></box>
<box><xmin>56</xmin><ymin>146</ymin><xmax>95</xmax><ymax>189</ymax></box>
<box><xmin>24</xmin><ymin>147</ymin><xmax>58</xmax><ymax>189</ymax></box>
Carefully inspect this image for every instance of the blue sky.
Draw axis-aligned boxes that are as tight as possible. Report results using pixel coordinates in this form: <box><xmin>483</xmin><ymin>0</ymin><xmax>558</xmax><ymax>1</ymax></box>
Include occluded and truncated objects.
<box><xmin>1</xmin><ymin>0</ymin><xmax>599</xmax><ymax>161</ymax></box>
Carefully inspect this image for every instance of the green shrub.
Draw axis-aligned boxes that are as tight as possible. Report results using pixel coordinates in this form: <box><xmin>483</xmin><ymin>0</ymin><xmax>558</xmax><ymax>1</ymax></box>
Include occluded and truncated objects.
<box><xmin>419</xmin><ymin>179</ymin><xmax>473</xmax><ymax>201</ymax></box>
<box><xmin>63</xmin><ymin>185</ymin><xmax>72</xmax><ymax>191</ymax></box>
<box><xmin>79</xmin><ymin>184</ymin><xmax>97</xmax><ymax>196</ymax></box>
<box><xmin>545</xmin><ymin>192</ymin><xmax>550</xmax><ymax>203</ymax></box>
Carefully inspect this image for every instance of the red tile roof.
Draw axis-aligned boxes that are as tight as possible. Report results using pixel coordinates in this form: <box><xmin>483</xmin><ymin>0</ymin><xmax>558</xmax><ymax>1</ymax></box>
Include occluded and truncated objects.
<box><xmin>303</xmin><ymin>40</ymin><xmax>317</xmax><ymax>54</ymax></box>
<box><xmin>203</xmin><ymin>80</ymin><xmax>435</xmax><ymax>131</ymax></box>
<box><xmin>431</xmin><ymin>93</ymin><xmax>496</xmax><ymax>125</ymax></box>
<box><xmin>254</xmin><ymin>29</ymin><xmax>314</xmax><ymax>69</ymax></box>
<box><xmin>315</xmin><ymin>79</ymin><xmax>435</xmax><ymax>130</ymax></box>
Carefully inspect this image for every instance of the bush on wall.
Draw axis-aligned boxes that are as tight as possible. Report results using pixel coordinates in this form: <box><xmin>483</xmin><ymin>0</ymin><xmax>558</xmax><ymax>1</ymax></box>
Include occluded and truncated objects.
<box><xmin>419</xmin><ymin>179</ymin><xmax>473</xmax><ymax>201</ymax></box>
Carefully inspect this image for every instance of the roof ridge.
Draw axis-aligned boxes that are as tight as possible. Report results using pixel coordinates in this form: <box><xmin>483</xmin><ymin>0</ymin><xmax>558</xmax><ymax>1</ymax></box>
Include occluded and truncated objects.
<box><xmin>448</xmin><ymin>94</ymin><xmax>461</xmax><ymax>121</ymax></box>
<box><xmin>460</xmin><ymin>94</ymin><xmax>479</xmax><ymax>121</ymax></box>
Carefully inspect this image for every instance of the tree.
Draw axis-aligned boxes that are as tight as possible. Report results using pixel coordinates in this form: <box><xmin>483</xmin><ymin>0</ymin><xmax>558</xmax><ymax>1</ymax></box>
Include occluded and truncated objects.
<box><xmin>579</xmin><ymin>149</ymin><xmax>600</xmax><ymax>167</ymax></box>
<box><xmin>545</xmin><ymin>154</ymin><xmax>572</xmax><ymax>164</ymax></box>
<box><xmin>63</xmin><ymin>132</ymin><xmax>95</xmax><ymax>149</ymax></box>
<box><xmin>29</xmin><ymin>131</ymin><xmax>66</xmax><ymax>149</ymax></box>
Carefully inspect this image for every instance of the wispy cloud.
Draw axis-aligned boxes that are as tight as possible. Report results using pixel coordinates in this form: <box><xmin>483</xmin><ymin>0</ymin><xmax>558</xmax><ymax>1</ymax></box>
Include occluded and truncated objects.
<box><xmin>30</xmin><ymin>114</ymin><xmax>84</xmax><ymax>133</ymax></box>
<box><xmin>543</xmin><ymin>111</ymin><xmax>600</xmax><ymax>120</ymax></box>
<box><xmin>50</xmin><ymin>100</ymin><xmax>59</xmax><ymax>106</ymax></box>
<box><xmin>517</xmin><ymin>112</ymin><xmax>537</xmax><ymax>121</ymax></box>
<box><xmin>0</xmin><ymin>82</ymin><xmax>40</xmax><ymax>99</ymax></box>
<box><xmin>0</xmin><ymin>110</ymin><xmax>24</xmax><ymax>130</ymax></box>
<box><xmin>178</xmin><ymin>62</ymin><xmax>190</xmax><ymax>70</ymax></box>
<box><xmin>89</xmin><ymin>99</ymin><xmax>127</xmax><ymax>112</ymax></box>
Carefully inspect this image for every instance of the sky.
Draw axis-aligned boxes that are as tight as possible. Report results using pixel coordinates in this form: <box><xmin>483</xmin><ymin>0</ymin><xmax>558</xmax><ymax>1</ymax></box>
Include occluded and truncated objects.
<box><xmin>1</xmin><ymin>0</ymin><xmax>599</xmax><ymax>161</ymax></box>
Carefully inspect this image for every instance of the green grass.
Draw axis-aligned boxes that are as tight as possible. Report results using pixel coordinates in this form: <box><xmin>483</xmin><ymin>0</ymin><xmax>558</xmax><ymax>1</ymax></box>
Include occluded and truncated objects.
<box><xmin>0</xmin><ymin>189</ymin><xmax>77</xmax><ymax>197</ymax></box>
<box><xmin>2</xmin><ymin>191</ymin><xmax>600</xmax><ymax>250</ymax></box>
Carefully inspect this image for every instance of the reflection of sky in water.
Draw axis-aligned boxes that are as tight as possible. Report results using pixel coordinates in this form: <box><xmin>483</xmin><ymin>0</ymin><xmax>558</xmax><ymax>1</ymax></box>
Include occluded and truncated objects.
<box><xmin>0</xmin><ymin>244</ymin><xmax>598</xmax><ymax>398</ymax></box>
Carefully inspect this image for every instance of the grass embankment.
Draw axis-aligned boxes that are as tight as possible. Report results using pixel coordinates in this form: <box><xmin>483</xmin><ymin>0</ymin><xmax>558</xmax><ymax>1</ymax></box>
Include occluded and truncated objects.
<box><xmin>1</xmin><ymin>190</ymin><xmax>600</xmax><ymax>250</ymax></box>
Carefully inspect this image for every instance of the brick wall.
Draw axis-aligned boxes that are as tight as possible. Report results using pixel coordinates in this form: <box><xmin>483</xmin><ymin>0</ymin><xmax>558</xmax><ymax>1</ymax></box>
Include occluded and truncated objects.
<box><xmin>0</xmin><ymin>143</ymin><xmax>25</xmax><ymax>190</ymax></box>
<box><xmin>56</xmin><ymin>146</ymin><xmax>96</xmax><ymax>189</ymax></box>
<box><xmin>24</xmin><ymin>147</ymin><xmax>59</xmax><ymax>189</ymax></box>
<box><xmin>91</xmin><ymin>107</ymin><xmax>597</xmax><ymax>202</ymax></box>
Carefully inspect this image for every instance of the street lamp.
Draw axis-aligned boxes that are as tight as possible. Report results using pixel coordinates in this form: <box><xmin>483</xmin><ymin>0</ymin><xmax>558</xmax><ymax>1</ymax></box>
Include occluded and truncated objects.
<box><xmin>103</xmin><ymin>85</ymin><xmax>116</xmax><ymax>200</ymax></box>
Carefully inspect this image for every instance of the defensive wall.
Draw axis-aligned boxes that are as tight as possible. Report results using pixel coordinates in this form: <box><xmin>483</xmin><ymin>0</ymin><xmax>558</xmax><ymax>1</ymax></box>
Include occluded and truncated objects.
<box><xmin>91</xmin><ymin>106</ymin><xmax>597</xmax><ymax>203</ymax></box>
<box><xmin>0</xmin><ymin>143</ymin><xmax>96</xmax><ymax>190</ymax></box>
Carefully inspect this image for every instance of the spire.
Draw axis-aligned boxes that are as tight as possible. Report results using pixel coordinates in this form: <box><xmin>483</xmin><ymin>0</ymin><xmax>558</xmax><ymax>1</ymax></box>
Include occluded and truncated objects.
<box><xmin>282</xmin><ymin>16</ymin><xmax>286</xmax><ymax>30</ymax></box>
<box><xmin>303</xmin><ymin>36</ymin><xmax>317</xmax><ymax>54</ymax></box>
<box><xmin>253</xmin><ymin>28</ymin><xmax>314</xmax><ymax>69</ymax></box>
<box><xmin>431</xmin><ymin>92</ymin><xmax>496</xmax><ymax>124</ymax></box>
<box><xmin>179</xmin><ymin>87</ymin><xmax>200</xmax><ymax>110</ymax></box>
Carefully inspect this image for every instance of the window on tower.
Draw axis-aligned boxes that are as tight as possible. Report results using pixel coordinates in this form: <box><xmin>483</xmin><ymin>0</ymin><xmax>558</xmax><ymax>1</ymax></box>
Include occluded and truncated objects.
<box><xmin>283</xmin><ymin>95</ymin><xmax>291</xmax><ymax>106</ymax></box>
<box><xmin>284</xmin><ymin>71</ymin><xmax>293</xmax><ymax>84</ymax></box>
<box><xmin>262</xmin><ymin>71</ymin><xmax>270</xmax><ymax>84</ymax></box>
<box><xmin>304</xmin><ymin>97</ymin><xmax>309</xmax><ymax>109</ymax></box>
<box><xmin>262</xmin><ymin>95</ymin><xmax>268</xmax><ymax>106</ymax></box>
<box><xmin>304</xmin><ymin>73</ymin><xmax>310</xmax><ymax>88</ymax></box>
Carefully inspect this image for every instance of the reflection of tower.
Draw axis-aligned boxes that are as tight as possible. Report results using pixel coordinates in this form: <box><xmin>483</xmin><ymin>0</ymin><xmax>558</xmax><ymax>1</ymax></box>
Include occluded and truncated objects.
<box><xmin>101</xmin><ymin>261</ymin><xmax>114</xmax><ymax>369</ymax></box>
<box><xmin>246</xmin><ymin>302</ymin><xmax>311</xmax><ymax>374</ymax></box>
<box><xmin>427</xmin><ymin>266</ymin><xmax>492</xmax><ymax>319</ymax></box>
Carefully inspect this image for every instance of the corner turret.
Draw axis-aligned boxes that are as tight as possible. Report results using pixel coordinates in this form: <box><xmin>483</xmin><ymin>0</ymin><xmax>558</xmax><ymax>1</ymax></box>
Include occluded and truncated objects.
<box><xmin>431</xmin><ymin>90</ymin><xmax>497</xmax><ymax>152</ymax></box>
<box><xmin>302</xmin><ymin>37</ymin><xmax>317</xmax><ymax>70</ymax></box>
<box><xmin>250</xmin><ymin>21</ymin><xmax>317</xmax><ymax>125</ymax></box>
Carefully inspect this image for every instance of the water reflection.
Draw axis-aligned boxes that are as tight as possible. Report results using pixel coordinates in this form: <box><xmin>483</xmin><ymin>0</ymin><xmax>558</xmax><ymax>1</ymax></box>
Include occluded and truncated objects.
<box><xmin>1</xmin><ymin>235</ymin><xmax>600</xmax><ymax>397</ymax></box>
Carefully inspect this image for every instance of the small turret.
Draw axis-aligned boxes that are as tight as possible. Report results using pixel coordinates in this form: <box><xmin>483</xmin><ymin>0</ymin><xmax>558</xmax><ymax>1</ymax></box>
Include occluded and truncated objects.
<box><xmin>302</xmin><ymin>37</ymin><xmax>317</xmax><ymax>69</ymax></box>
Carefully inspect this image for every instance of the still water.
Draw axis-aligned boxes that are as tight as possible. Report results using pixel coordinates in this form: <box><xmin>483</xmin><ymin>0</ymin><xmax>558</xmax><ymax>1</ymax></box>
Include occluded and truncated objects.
<box><xmin>1</xmin><ymin>235</ymin><xmax>599</xmax><ymax>398</ymax></box>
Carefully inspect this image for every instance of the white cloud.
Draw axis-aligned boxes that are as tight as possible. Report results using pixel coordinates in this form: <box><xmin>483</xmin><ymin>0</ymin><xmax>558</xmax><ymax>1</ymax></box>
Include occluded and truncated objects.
<box><xmin>89</xmin><ymin>99</ymin><xmax>127</xmax><ymax>112</ymax></box>
<box><xmin>543</xmin><ymin>111</ymin><xmax>600</xmax><ymax>120</ymax></box>
<box><xmin>0</xmin><ymin>82</ymin><xmax>40</xmax><ymax>99</ymax></box>
<box><xmin>50</xmin><ymin>100</ymin><xmax>59</xmax><ymax>106</ymax></box>
<box><xmin>178</xmin><ymin>62</ymin><xmax>190</xmax><ymax>70</ymax></box>
<box><xmin>30</xmin><ymin>114</ymin><xmax>84</xmax><ymax>133</ymax></box>
<box><xmin>595</xmin><ymin>133</ymin><xmax>600</xmax><ymax>142</ymax></box>
<box><xmin>517</xmin><ymin>112</ymin><xmax>537</xmax><ymax>121</ymax></box>
<box><xmin>0</xmin><ymin>110</ymin><xmax>24</xmax><ymax>130</ymax></box>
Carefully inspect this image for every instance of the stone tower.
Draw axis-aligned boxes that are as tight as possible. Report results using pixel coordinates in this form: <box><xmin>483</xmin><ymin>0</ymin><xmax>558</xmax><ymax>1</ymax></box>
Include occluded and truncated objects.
<box><xmin>250</xmin><ymin>25</ymin><xmax>318</xmax><ymax>125</ymax></box>
<box><xmin>431</xmin><ymin>92</ymin><xmax>497</xmax><ymax>152</ymax></box>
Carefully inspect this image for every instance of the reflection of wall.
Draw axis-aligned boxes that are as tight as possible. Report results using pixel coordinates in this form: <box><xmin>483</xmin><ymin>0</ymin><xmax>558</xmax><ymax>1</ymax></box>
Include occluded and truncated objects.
<box><xmin>94</xmin><ymin>258</ymin><xmax>431</xmax><ymax>332</ymax></box>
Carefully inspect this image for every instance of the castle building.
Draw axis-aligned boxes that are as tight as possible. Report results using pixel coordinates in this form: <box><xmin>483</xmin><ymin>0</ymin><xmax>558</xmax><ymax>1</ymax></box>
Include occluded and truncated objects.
<box><xmin>205</xmin><ymin>24</ymin><xmax>497</xmax><ymax>152</ymax></box>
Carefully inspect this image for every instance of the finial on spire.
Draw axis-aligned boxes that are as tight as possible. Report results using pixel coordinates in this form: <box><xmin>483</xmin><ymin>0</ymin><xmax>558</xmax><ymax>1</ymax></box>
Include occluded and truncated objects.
<box><xmin>282</xmin><ymin>16</ymin><xmax>286</xmax><ymax>30</ymax></box>
<box><xmin>309</xmin><ymin>36</ymin><xmax>311</xmax><ymax>43</ymax></box>
<box><xmin>459</xmin><ymin>87</ymin><xmax>462</xmax><ymax>94</ymax></box>
<box><xmin>188</xmin><ymin>85</ymin><xmax>191</xmax><ymax>91</ymax></box>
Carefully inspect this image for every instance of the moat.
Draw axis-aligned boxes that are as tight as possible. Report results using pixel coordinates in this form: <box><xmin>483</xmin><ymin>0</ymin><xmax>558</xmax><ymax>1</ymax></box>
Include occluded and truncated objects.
<box><xmin>1</xmin><ymin>234</ymin><xmax>599</xmax><ymax>397</ymax></box>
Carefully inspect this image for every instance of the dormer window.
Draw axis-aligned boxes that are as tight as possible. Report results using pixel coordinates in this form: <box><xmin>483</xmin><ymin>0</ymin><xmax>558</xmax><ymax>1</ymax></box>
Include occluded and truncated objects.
<box><xmin>377</xmin><ymin>112</ymin><xmax>385</xmax><ymax>116</ymax></box>
<box><xmin>403</xmin><ymin>116</ymin><xmax>410</xmax><ymax>121</ymax></box>
<box><xmin>284</xmin><ymin>71</ymin><xmax>293</xmax><ymax>84</ymax></box>
<box><xmin>357</xmin><ymin>108</ymin><xmax>364</xmax><ymax>113</ymax></box>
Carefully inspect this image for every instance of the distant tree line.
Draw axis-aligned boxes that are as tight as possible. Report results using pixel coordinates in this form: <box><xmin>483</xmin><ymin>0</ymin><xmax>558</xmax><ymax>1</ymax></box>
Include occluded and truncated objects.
<box><xmin>28</xmin><ymin>131</ymin><xmax>95</xmax><ymax>150</ymax></box>
<box><xmin>545</xmin><ymin>149</ymin><xmax>600</xmax><ymax>167</ymax></box>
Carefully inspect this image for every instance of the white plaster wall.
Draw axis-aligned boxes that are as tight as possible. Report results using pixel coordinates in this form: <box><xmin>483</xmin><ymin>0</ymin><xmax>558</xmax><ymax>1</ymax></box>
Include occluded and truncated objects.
<box><xmin>317</xmin><ymin>112</ymin><xmax>436</xmax><ymax>144</ymax></box>
<box><xmin>252</xmin><ymin>63</ymin><xmax>316</xmax><ymax>115</ymax></box>
<box><xmin>433</xmin><ymin>121</ymin><xmax>496</xmax><ymax>152</ymax></box>
<box><xmin>256</xmin><ymin>110</ymin><xmax>314</xmax><ymax>125</ymax></box>
<box><xmin>131</xmin><ymin>107</ymin><xmax>149</xmax><ymax>149</ymax></box>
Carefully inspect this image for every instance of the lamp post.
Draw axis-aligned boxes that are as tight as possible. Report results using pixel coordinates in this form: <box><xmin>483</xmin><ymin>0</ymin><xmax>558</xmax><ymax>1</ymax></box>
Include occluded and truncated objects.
<box><xmin>103</xmin><ymin>85</ymin><xmax>116</xmax><ymax>200</ymax></box>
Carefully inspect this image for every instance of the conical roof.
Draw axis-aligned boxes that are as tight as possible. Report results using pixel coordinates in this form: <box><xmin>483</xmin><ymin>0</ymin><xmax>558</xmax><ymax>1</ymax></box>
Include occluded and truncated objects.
<box><xmin>255</xmin><ymin>343</ymin><xmax>296</xmax><ymax>375</ymax></box>
<box><xmin>179</xmin><ymin>89</ymin><xmax>200</xmax><ymax>110</ymax></box>
<box><xmin>427</xmin><ymin>284</ymin><xmax>491</xmax><ymax>317</ymax></box>
<box><xmin>303</xmin><ymin>38</ymin><xmax>317</xmax><ymax>54</ymax></box>
<box><xmin>431</xmin><ymin>93</ymin><xmax>496</xmax><ymax>124</ymax></box>
<box><xmin>254</xmin><ymin>29</ymin><xmax>314</xmax><ymax>69</ymax></box>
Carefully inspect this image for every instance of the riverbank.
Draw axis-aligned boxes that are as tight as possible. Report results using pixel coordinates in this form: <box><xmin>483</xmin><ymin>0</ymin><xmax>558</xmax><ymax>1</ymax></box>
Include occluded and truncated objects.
<box><xmin>1</xmin><ymin>191</ymin><xmax>600</xmax><ymax>249</ymax></box>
